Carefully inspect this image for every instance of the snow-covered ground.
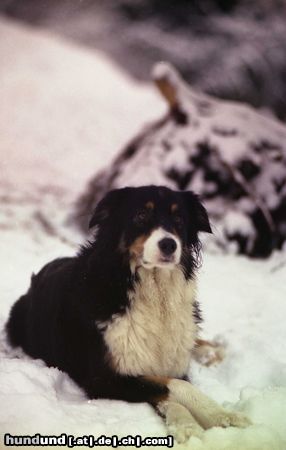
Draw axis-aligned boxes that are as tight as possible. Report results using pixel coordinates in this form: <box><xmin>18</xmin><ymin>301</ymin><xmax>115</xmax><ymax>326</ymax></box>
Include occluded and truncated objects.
<box><xmin>0</xmin><ymin>18</ymin><xmax>286</xmax><ymax>450</ymax></box>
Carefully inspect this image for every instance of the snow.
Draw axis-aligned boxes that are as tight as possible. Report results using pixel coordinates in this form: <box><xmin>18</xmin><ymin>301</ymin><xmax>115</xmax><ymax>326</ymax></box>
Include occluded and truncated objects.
<box><xmin>0</xmin><ymin>17</ymin><xmax>164</xmax><ymax>196</ymax></box>
<box><xmin>0</xmin><ymin>17</ymin><xmax>286</xmax><ymax>450</ymax></box>
<box><xmin>1</xmin><ymin>230</ymin><xmax>286</xmax><ymax>449</ymax></box>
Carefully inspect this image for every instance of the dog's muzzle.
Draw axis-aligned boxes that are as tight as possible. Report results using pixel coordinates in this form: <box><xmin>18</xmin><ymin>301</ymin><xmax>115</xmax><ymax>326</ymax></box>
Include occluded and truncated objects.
<box><xmin>141</xmin><ymin>228</ymin><xmax>181</xmax><ymax>269</ymax></box>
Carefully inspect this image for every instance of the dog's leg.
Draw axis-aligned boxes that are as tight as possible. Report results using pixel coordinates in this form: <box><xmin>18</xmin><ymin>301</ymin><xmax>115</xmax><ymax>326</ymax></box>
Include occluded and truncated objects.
<box><xmin>85</xmin><ymin>373</ymin><xmax>204</xmax><ymax>442</ymax></box>
<box><xmin>158</xmin><ymin>400</ymin><xmax>203</xmax><ymax>442</ymax></box>
<box><xmin>166</xmin><ymin>379</ymin><xmax>251</xmax><ymax>430</ymax></box>
<box><xmin>84</xmin><ymin>374</ymin><xmax>250</xmax><ymax>442</ymax></box>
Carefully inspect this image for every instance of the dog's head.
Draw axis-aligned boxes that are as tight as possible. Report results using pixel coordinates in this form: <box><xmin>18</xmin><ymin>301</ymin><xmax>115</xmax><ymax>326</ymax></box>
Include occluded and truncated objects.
<box><xmin>89</xmin><ymin>186</ymin><xmax>211</xmax><ymax>272</ymax></box>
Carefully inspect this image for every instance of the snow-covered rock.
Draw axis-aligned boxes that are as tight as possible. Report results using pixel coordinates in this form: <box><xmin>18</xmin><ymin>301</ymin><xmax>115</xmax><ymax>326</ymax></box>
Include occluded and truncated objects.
<box><xmin>74</xmin><ymin>63</ymin><xmax>286</xmax><ymax>257</ymax></box>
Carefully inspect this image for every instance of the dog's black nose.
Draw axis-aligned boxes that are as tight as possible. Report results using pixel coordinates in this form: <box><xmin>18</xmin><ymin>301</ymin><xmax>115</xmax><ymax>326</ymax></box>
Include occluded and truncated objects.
<box><xmin>158</xmin><ymin>238</ymin><xmax>177</xmax><ymax>256</ymax></box>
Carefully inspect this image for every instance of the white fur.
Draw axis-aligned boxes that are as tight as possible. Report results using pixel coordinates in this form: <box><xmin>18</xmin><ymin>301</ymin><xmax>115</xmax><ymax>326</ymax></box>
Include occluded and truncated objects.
<box><xmin>158</xmin><ymin>401</ymin><xmax>203</xmax><ymax>443</ymax></box>
<box><xmin>164</xmin><ymin>379</ymin><xmax>251</xmax><ymax>431</ymax></box>
<box><xmin>98</xmin><ymin>260</ymin><xmax>251</xmax><ymax>443</ymax></box>
<box><xmin>141</xmin><ymin>228</ymin><xmax>181</xmax><ymax>269</ymax></box>
<box><xmin>102</xmin><ymin>266</ymin><xmax>198</xmax><ymax>377</ymax></box>
<box><xmin>156</xmin><ymin>380</ymin><xmax>251</xmax><ymax>442</ymax></box>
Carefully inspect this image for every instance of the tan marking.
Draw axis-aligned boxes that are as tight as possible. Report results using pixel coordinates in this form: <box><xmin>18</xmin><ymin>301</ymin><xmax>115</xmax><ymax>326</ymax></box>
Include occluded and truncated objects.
<box><xmin>129</xmin><ymin>234</ymin><xmax>149</xmax><ymax>257</ymax></box>
<box><xmin>141</xmin><ymin>375</ymin><xmax>170</xmax><ymax>406</ymax></box>
<box><xmin>145</xmin><ymin>201</ymin><xmax>154</xmax><ymax>209</ymax></box>
<box><xmin>171</xmin><ymin>203</ymin><xmax>178</xmax><ymax>212</ymax></box>
<box><xmin>151</xmin><ymin>391</ymin><xmax>169</xmax><ymax>406</ymax></box>
<box><xmin>143</xmin><ymin>375</ymin><xmax>171</xmax><ymax>385</ymax></box>
<box><xmin>195</xmin><ymin>339</ymin><xmax>215</xmax><ymax>347</ymax></box>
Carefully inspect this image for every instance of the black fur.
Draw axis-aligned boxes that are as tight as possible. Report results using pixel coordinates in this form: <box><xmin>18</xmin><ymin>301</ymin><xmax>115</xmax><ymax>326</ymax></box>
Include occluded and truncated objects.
<box><xmin>6</xmin><ymin>185</ymin><xmax>211</xmax><ymax>404</ymax></box>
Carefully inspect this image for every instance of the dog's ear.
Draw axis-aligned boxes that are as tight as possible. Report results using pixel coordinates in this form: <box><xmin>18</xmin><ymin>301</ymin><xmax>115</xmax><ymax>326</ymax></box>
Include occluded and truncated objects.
<box><xmin>89</xmin><ymin>188</ymin><xmax>129</xmax><ymax>229</ymax></box>
<box><xmin>181</xmin><ymin>191</ymin><xmax>212</xmax><ymax>233</ymax></box>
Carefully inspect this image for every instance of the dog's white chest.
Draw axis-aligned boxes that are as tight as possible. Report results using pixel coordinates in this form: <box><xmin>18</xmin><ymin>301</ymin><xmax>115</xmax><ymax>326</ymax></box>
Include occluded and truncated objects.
<box><xmin>102</xmin><ymin>267</ymin><xmax>198</xmax><ymax>377</ymax></box>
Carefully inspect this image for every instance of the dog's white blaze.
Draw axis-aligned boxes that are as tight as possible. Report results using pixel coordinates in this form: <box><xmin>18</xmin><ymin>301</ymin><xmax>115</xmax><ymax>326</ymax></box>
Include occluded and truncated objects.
<box><xmin>102</xmin><ymin>266</ymin><xmax>198</xmax><ymax>377</ymax></box>
<box><xmin>142</xmin><ymin>228</ymin><xmax>181</xmax><ymax>268</ymax></box>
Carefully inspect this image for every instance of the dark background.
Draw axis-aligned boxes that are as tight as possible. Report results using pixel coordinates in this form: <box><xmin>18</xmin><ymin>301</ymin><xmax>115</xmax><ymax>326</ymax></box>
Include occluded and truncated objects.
<box><xmin>1</xmin><ymin>0</ymin><xmax>286</xmax><ymax>119</ymax></box>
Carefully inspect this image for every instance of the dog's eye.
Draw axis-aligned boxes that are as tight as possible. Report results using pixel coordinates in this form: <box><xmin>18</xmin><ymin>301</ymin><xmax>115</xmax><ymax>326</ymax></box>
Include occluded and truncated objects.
<box><xmin>134</xmin><ymin>210</ymin><xmax>149</xmax><ymax>225</ymax></box>
<box><xmin>174</xmin><ymin>215</ymin><xmax>183</xmax><ymax>225</ymax></box>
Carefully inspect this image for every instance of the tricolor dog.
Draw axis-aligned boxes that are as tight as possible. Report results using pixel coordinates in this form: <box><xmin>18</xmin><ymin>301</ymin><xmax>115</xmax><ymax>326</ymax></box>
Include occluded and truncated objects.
<box><xmin>6</xmin><ymin>186</ymin><xmax>250</xmax><ymax>442</ymax></box>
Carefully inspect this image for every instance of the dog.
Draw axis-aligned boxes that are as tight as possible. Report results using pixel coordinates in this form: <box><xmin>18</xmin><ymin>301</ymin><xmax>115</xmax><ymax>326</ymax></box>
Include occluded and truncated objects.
<box><xmin>6</xmin><ymin>185</ymin><xmax>250</xmax><ymax>442</ymax></box>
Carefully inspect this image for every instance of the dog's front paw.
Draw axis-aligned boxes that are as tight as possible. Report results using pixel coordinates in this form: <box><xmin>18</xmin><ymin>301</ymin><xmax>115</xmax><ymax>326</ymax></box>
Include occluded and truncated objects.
<box><xmin>203</xmin><ymin>409</ymin><xmax>251</xmax><ymax>429</ymax></box>
<box><xmin>224</xmin><ymin>411</ymin><xmax>252</xmax><ymax>428</ymax></box>
<box><xmin>168</xmin><ymin>420</ymin><xmax>203</xmax><ymax>443</ymax></box>
<box><xmin>193</xmin><ymin>339</ymin><xmax>225</xmax><ymax>366</ymax></box>
<box><xmin>161</xmin><ymin>401</ymin><xmax>203</xmax><ymax>443</ymax></box>
<box><xmin>167</xmin><ymin>379</ymin><xmax>252</xmax><ymax>436</ymax></box>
